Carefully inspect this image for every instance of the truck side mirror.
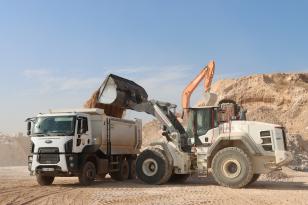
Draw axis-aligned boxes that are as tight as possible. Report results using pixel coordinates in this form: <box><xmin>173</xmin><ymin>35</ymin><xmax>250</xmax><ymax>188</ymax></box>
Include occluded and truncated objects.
<box><xmin>77</xmin><ymin>118</ymin><xmax>83</xmax><ymax>134</ymax></box>
<box><xmin>27</xmin><ymin>121</ymin><xmax>31</xmax><ymax>136</ymax></box>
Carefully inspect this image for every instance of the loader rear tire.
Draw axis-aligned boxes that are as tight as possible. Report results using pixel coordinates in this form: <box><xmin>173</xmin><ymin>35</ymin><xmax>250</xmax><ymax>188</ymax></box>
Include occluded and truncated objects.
<box><xmin>110</xmin><ymin>159</ymin><xmax>129</xmax><ymax>181</ymax></box>
<box><xmin>247</xmin><ymin>174</ymin><xmax>260</xmax><ymax>186</ymax></box>
<box><xmin>211</xmin><ymin>147</ymin><xmax>253</xmax><ymax>188</ymax></box>
<box><xmin>36</xmin><ymin>174</ymin><xmax>54</xmax><ymax>186</ymax></box>
<box><xmin>136</xmin><ymin>148</ymin><xmax>172</xmax><ymax>185</ymax></box>
<box><xmin>78</xmin><ymin>161</ymin><xmax>96</xmax><ymax>186</ymax></box>
<box><xmin>168</xmin><ymin>174</ymin><xmax>190</xmax><ymax>183</ymax></box>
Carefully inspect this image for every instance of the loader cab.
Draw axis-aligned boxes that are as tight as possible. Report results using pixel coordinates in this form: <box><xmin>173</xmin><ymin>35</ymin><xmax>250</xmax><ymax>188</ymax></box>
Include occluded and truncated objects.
<box><xmin>186</xmin><ymin>107</ymin><xmax>219</xmax><ymax>145</ymax></box>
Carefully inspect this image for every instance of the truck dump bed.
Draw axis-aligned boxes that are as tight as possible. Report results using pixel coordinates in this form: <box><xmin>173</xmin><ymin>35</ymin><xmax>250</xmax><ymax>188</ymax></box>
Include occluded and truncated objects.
<box><xmin>89</xmin><ymin>113</ymin><xmax>142</xmax><ymax>155</ymax></box>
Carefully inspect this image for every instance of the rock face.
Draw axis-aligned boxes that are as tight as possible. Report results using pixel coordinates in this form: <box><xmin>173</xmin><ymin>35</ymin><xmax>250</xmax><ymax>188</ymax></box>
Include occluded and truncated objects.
<box><xmin>211</xmin><ymin>73</ymin><xmax>308</xmax><ymax>139</ymax></box>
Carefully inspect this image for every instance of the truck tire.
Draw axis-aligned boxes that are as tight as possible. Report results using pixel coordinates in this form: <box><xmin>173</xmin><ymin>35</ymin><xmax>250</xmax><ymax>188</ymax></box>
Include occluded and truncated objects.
<box><xmin>211</xmin><ymin>147</ymin><xmax>253</xmax><ymax>188</ymax></box>
<box><xmin>110</xmin><ymin>159</ymin><xmax>129</xmax><ymax>181</ymax></box>
<box><xmin>36</xmin><ymin>174</ymin><xmax>54</xmax><ymax>186</ymax></box>
<box><xmin>128</xmin><ymin>159</ymin><xmax>136</xmax><ymax>179</ymax></box>
<box><xmin>168</xmin><ymin>174</ymin><xmax>190</xmax><ymax>183</ymax></box>
<box><xmin>136</xmin><ymin>148</ymin><xmax>172</xmax><ymax>185</ymax></box>
<box><xmin>78</xmin><ymin>161</ymin><xmax>96</xmax><ymax>186</ymax></box>
<box><xmin>247</xmin><ymin>174</ymin><xmax>260</xmax><ymax>186</ymax></box>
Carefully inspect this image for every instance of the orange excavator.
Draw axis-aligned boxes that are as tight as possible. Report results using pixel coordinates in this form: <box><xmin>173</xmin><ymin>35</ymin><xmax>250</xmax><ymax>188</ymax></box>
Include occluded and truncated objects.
<box><xmin>181</xmin><ymin>60</ymin><xmax>217</xmax><ymax>119</ymax></box>
<box><xmin>181</xmin><ymin>60</ymin><xmax>246</xmax><ymax>122</ymax></box>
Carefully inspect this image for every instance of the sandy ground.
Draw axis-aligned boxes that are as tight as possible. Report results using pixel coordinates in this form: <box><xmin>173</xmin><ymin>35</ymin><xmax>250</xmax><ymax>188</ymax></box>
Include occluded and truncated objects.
<box><xmin>0</xmin><ymin>167</ymin><xmax>308</xmax><ymax>205</ymax></box>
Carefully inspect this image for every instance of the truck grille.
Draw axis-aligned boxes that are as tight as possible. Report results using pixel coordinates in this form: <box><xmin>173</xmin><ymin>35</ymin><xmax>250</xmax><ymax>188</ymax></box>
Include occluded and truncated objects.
<box><xmin>38</xmin><ymin>147</ymin><xmax>60</xmax><ymax>164</ymax></box>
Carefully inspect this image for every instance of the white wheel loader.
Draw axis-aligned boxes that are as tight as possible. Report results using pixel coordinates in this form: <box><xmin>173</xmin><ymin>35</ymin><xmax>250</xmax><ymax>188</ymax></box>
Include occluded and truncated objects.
<box><xmin>133</xmin><ymin>100</ymin><xmax>292</xmax><ymax>188</ymax></box>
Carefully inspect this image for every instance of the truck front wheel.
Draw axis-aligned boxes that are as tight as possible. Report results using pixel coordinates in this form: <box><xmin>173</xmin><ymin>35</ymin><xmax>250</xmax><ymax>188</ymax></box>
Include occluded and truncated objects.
<box><xmin>36</xmin><ymin>174</ymin><xmax>54</xmax><ymax>186</ymax></box>
<box><xmin>136</xmin><ymin>148</ymin><xmax>172</xmax><ymax>185</ymax></box>
<box><xmin>211</xmin><ymin>147</ymin><xmax>253</xmax><ymax>188</ymax></box>
<box><xmin>78</xmin><ymin>161</ymin><xmax>96</xmax><ymax>186</ymax></box>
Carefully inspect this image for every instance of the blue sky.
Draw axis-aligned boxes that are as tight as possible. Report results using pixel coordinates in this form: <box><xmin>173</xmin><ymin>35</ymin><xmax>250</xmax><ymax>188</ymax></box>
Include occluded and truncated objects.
<box><xmin>0</xmin><ymin>0</ymin><xmax>307</xmax><ymax>134</ymax></box>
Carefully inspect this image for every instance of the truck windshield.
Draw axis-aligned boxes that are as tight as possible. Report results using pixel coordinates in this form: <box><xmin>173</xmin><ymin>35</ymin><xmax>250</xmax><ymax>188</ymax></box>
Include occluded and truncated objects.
<box><xmin>33</xmin><ymin>116</ymin><xmax>76</xmax><ymax>136</ymax></box>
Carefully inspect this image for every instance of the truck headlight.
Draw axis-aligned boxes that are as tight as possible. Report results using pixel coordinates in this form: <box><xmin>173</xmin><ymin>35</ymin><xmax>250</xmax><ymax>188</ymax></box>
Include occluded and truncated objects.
<box><xmin>70</xmin><ymin>163</ymin><xmax>74</xmax><ymax>167</ymax></box>
<box><xmin>69</xmin><ymin>156</ymin><xmax>74</xmax><ymax>161</ymax></box>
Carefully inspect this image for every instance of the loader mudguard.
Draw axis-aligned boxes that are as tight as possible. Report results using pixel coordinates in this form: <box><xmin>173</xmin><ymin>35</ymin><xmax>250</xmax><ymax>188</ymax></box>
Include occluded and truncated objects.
<box><xmin>149</xmin><ymin>142</ymin><xmax>174</xmax><ymax>166</ymax></box>
<box><xmin>207</xmin><ymin>133</ymin><xmax>262</xmax><ymax>158</ymax></box>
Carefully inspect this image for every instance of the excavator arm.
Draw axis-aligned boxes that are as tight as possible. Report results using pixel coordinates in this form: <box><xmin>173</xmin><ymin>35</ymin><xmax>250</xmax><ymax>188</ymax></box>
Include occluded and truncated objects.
<box><xmin>181</xmin><ymin>60</ymin><xmax>215</xmax><ymax>109</ymax></box>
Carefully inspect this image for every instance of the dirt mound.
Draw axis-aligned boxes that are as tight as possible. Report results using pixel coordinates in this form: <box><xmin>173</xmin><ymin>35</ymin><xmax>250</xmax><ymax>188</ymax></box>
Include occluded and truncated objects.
<box><xmin>0</xmin><ymin>135</ymin><xmax>30</xmax><ymax>166</ymax></box>
<box><xmin>211</xmin><ymin>73</ymin><xmax>308</xmax><ymax>139</ymax></box>
<box><xmin>287</xmin><ymin>134</ymin><xmax>308</xmax><ymax>171</ymax></box>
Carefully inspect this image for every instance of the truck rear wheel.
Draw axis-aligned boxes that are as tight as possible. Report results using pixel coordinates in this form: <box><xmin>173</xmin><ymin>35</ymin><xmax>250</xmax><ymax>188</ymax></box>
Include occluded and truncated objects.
<box><xmin>36</xmin><ymin>174</ymin><xmax>54</xmax><ymax>186</ymax></box>
<box><xmin>168</xmin><ymin>174</ymin><xmax>190</xmax><ymax>183</ymax></box>
<box><xmin>110</xmin><ymin>159</ymin><xmax>129</xmax><ymax>181</ymax></box>
<box><xmin>78</xmin><ymin>161</ymin><xmax>96</xmax><ymax>186</ymax></box>
<box><xmin>128</xmin><ymin>159</ymin><xmax>136</xmax><ymax>179</ymax></box>
<box><xmin>136</xmin><ymin>148</ymin><xmax>172</xmax><ymax>185</ymax></box>
<box><xmin>211</xmin><ymin>147</ymin><xmax>253</xmax><ymax>188</ymax></box>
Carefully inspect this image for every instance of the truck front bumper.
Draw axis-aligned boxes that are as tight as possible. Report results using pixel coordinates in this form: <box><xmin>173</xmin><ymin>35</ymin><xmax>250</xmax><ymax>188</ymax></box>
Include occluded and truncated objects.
<box><xmin>28</xmin><ymin>153</ymin><xmax>79</xmax><ymax>176</ymax></box>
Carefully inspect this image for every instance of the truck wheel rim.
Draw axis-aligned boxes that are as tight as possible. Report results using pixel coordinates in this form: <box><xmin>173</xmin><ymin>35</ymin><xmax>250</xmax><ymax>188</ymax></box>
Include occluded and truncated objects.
<box><xmin>222</xmin><ymin>159</ymin><xmax>241</xmax><ymax>178</ymax></box>
<box><xmin>142</xmin><ymin>159</ymin><xmax>158</xmax><ymax>176</ymax></box>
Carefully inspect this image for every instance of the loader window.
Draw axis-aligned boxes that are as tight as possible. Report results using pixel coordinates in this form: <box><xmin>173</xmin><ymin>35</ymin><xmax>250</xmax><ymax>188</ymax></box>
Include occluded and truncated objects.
<box><xmin>187</xmin><ymin>108</ymin><xmax>219</xmax><ymax>139</ymax></box>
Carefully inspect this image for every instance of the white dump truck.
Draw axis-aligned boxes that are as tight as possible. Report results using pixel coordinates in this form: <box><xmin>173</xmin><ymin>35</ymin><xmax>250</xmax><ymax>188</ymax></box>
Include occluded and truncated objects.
<box><xmin>26</xmin><ymin>108</ymin><xmax>142</xmax><ymax>186</ymax></box>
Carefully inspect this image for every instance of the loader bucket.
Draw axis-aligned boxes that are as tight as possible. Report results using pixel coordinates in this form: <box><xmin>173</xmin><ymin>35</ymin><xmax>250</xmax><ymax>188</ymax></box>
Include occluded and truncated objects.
<box><xmin>84</xmin><ymin>74</ymin><xmax>148</xmax><ymax>118</ymax></box>
<box><xmin>97</xmin><ymin>74</ymin><xmax>148</xmax><ymax>109</ymax></box>
<box><xmin>196</xmin><ymin>92</ymin><xmax>218</xmax><ymax>107</ymax></box>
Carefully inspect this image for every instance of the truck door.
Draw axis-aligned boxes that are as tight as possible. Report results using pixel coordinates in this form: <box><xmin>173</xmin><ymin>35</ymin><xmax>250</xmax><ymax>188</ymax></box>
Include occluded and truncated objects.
<box><xmin>74</xmin><ymin>116</ymin><xmax>91</xmax><ymax>153</ymax></box>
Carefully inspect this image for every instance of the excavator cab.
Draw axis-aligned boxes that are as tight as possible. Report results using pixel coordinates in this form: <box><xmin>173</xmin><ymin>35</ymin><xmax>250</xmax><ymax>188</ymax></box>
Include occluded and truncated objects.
<box><xmin>186</xmin><ymin>107</ymin><xmax>219</xmax><ymax>145</ymax></box>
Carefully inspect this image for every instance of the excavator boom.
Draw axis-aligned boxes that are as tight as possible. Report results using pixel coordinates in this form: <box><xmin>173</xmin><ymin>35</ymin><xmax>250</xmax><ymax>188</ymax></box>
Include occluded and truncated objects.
<box><xmin>181</xmin><ymin>60</ymin><xmax>216</xmax><ymax>110</ymax></box>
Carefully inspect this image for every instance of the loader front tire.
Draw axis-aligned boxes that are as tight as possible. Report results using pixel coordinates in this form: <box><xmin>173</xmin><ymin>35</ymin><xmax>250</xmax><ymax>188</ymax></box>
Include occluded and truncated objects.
<box><xmin>211</xmin><ymin>147</ymin><xmax>253</xmax><ymax>188</ymax></box>
<box><xmin>136</xmin><ymin>148</ymin><xmax>172</xmax><ymax>185</ymax></box>
<box><xmin>247</xmin><ymin>174</ymin><xmax>260</xmax><ymax>186</ymax></box>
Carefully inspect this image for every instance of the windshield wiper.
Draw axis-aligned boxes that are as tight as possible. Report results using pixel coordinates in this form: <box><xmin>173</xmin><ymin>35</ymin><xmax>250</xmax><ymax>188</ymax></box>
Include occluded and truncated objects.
<box><xmin>47</xmin><ymin>131</ymin><xmax>73</xmax><ymax>136</ymax></box>
<box><xmin>34</xmin><ymin>132</ymin><xmax>49</xmax><ymax>137</ymax></box>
